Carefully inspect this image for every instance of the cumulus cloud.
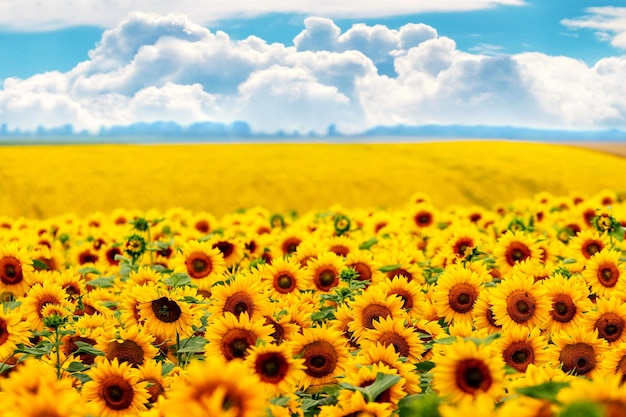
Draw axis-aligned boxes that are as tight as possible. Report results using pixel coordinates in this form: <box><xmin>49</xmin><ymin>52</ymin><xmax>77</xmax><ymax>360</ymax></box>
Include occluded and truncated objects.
<box><xmin>0</xmin><ymin>0</ymin><xmax>525</xmax><ymax>31</ymax></box>
<box><xmin>1</xmin><ymin>11</ymin><xmax>626</xmax><ymax>136</ymax></box>
<box><xmin>562</xmin><ymin>7</ymin><xmax>626</xmax><ymax>49</ymax></box>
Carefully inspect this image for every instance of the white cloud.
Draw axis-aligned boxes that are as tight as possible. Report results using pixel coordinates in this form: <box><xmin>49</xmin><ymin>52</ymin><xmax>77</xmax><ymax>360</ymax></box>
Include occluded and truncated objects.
<box><xmin>0</xmin><ymin>0</ymin><xmax>525</xmax><ymax>31</ymax></box>
<box><xmin>1</xmin><ymin>11</ymin><xmax>626</xmax><ymax>135</ymax></box>
<box><xmin>562</xmin><ymin>7</ymin><xmax>626</xmax><ymax>48</ymax></box>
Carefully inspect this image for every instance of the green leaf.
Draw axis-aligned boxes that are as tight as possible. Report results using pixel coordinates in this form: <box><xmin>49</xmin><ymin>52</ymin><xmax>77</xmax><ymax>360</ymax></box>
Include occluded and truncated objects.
<box><xmin>310</xmin><ymin>308</ymin><xmax>336</xmax><ymax>322</ymax></box>
<box><xmin>467</xmin><ymin>332</ymin><xmax>501</xmax><ymax>346</ymax></box>
<box><xmin>78</xmin><ymin>266</ymin><xmax>102</xmax><ymax>276</ymax></box>
<box><xmin>32</xmin><ymin>259</ymin><xmax>50</xmax><ymax>270</ymax></box>
<box><xmin>163</xmin><ymin>273</ymin><xmax>192</xmax><ymax>288</ymax></box>
<box><xmin>100</xmin><ymin>301</ymin><xmax>119</xmax><ymax>309</ymax></box>
<box><xmin>74</xmin><ymin>341</ymin><xmax>105</xmax><ymax>357</ymax></box>
<box><xmin>72</xmin><ymin>372</ymin><xmax>92</xmax><ymax>384</ymax></box>
<box><xmin>561</xmin><ymin>258</ymin><xmax>577</xmax><ymax>265</ymax></box>
<box><xmin>397</xmin><ymin>393</ymin><xmax>442</xmax><ymax>417</ymax></box>
<box><xmin>414</xmin><ymin>361</ymin><xmax>435</xmax><ymax>373</ymax></box>
<box><xmin>515</xmin><ymin>381</ymin><xmax>570</xmax><ymax>402</ymax></box>
<box><xmin>378</xmin><ymin>264</ymin><xmax>402</xmax><ymax>273</ymax></box>
<box><xmin>176</xmin><ymin>337</ymin><xmax>207</xmax><ymax>354</ymax></box>
<box><xmin>161</xmin><ymin>361</ymin><xmax>176</xmax><ymax>376</ymax></box>
<box><xmin>270</xmin><ymin>396</ymin><xmax>292</xmax><ymax>407</ymax></box>
<box><xmin>65</xmin><ymin>361</ymin><xmax>90</xmax><ymax>373</ymax></box>
<box><xmin>358</xmin><ymin>238</ymin><xmax>378</xmax><ymax>250</ymax></box>
<box><xmin>339</xmin><ymin>373</ymin><xmax>401</xmax><ymax>402</ymax></box>
<box><xmin>86</xmin><ymin>276</ymin><xmax>115</xmax><ymax>288</ymax></box>
<box><xmin>610</xmin><ymin>226</ymin><xmax>625</xmax><ymax>242</ymax></box>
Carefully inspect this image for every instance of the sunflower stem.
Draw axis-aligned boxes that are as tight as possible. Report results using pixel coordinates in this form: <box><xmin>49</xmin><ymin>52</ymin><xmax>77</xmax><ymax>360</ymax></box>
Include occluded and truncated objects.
<box><xmin>176</xmin><ymin>332</ymin><xmax>181</xmax><ymax>366</ymax></box>
<box><xmin>54</xmin><ymin>327</ymin><xmax>62</xmax><ymax>380</ymax></box>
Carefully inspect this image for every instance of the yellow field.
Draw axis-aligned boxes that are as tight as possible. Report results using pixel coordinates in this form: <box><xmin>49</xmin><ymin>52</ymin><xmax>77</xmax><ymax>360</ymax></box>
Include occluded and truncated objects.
<box><xmin>1</xmin><ymin>140</ymin><xmax>625</xmax><ymax>219</ymax></box>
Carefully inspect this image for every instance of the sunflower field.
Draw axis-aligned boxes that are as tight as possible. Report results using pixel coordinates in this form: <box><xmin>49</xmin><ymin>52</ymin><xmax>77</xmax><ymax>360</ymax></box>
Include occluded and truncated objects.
<box><xmin>2</xmin><ymin>142</ymin><xmax>626</xmax><ymax>416</ymax></box>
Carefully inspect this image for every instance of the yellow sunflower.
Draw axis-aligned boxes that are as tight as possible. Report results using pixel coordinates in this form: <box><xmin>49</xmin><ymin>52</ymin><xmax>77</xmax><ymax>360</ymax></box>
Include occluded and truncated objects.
<box><xmin>493</xmin><ymin>231</ymin><xmax>541</xmax><ymax>275</ymax></box>
<box><xmin>566</xmin><ymin>230</ymin><xmax>610</xmax><ymax>272</ymax></box>
<box><xmin>0</xmin><ymin>243</ymin><xmax>34</xmax><ymax>297</ymax></box>
<box><xmin>159</xmin><ymin>356</ymin><xmax>266</xmax><ymax>417</ymax></box>
<box><xmin>490</xmin><ymin>271</ymin><xmax>550</xmax><ymax>329</ymax></box>
<box><xmin>431</xmin><ymin>338</ymin><xmax>505</xmax><ymax>404</ymax></box>
<box><xmin>582</xmin><ymin>248</ymin><xmax>626</xmax><ymax>298</ymax></box>
<box><xmin>82</xmin><ymin>358</ymin><xmax>150</xmax><ymax>417</ymax></box>
<box><xmin>0</xmin><ymin>305</ymin><xmax>30</xmax><ymax>361</ymax></box>
<box><xmin>496</xmin><ymin>326</ymin><xmax>549</xmax><ymax>373</ymax></box>
<box><xmin>206</xmin><ymin>235</ymin><xmax>245</xmax><ymax>269</ymax></box>
<box><xmin>376</xmin><ymin>276</ymin><xmax>424</xmax><ymax>319</ymax></box>
<box><xmin>204</xmin><ymin>312</ymin><xmax>274</xmax><ymax>361</ymax></box>
<box><xmin>21</xmin><ymin>280</ymin><xmax>73</xmax><ymax>331</ymax></box>
<box><xmin>599</xmin><ymin>340</ymin><xmax>626</xmax><ymax>380</ymax></box>
<box><xmin>496</xmin><ymin>396</ymin><xmax>556</xmax><ymax>417</ymax></box>
<box><xmin>305</xmin><ymin>251</ymin><xmax>345</xmax><ymax>293</ymax></box>
<box><xmin>437</xmin><ymin>225</ymin><xmax>484</xmax><ymax>266</ymax></box>
<box><xmin>347</xmin><ymin>287</ymin><xmax>406</xmax><ymax>340</ymax></box>
<box><xmin>95</xmin><ymin>325</ymin><xmax>159</xmax><ymax>368</ymax></box>
<box><xmin>432</xmin><ymin>264</ymin><xmax>483</xmax><ymax>324</ymax></box>
<box><xmin>344</xmin><ymin>249</ymin><xmax>382</xmax><ymax>287</ymax></box>
<box><xmin>136</xmin><ymin>359</ymin><xmax>172</xmax><ymax>405</ymax></box>
<box><xmin>290</xmin><ymin>324</ymin><xmax>350</xmax><ymax>390</ymax></box>
<box><xmin>208</xmin><ymin>272</ymin><xmax>271</xmax><ymax>320</ymax></box>
<box><xmin>244</xmin><ymin>342</ymin><xmax>306</xmax><ymax>396</ymax></box>
<box><xmin>472</xmin><ymin>289</ymin><xmax>503</xmax><ymax>335</ymax></box>
<box><xmin>584</xmin><ymin>296</ymin><xmax>626</xmax><ymax>346</ymax></box>
<box><xmin>137</xmin><ymin>286</ymin><xmax>200</xmax><ymax>342</ymax></box>
<box><xmin>258</xmin><ymin>257</ymin><xmax>312</xmax><ymax>298</ymax></box>
<box><xmin>171</xmin><ymin>240</ymin><xmax>226</xmax><ymax>291</ymax></box>
<box><xmin>557</xmin><ymin>373</ymin><xmax>626</xmax><ymax>416</ymax></box>
<box><xmin>547</xmin><ymin>327</ymin><xmax>608</xmax><ymax>378</ymax></box>
<box><xmin>361</xmin><ymin>315</ymin><xmax>425</xmax><ymax>364</ymax></box>
<box><xmin>337</xmin><ymin>362</ymin><xmax>407</xmax><ymax>407</ymax></box>
<box><xmin>323</xmin><ymin>234</ymin><xmax>359</xmax><ymax>258</ymax></box>
<box><xmin>318</xmin><ymin>391</ymin><xmax>393</xmax><ymax>417</ymax></box>
<box><xmin>540</xmin><ymin>273</ymin><xmax>592</xmax><ymax>332</ymax></box>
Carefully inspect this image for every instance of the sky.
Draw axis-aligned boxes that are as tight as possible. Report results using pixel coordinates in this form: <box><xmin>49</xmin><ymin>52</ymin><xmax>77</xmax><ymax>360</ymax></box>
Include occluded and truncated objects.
<box><xmin>0</xmin><ymin>0</ymin><xmax>625</xmax><ymax>136</ymax></box>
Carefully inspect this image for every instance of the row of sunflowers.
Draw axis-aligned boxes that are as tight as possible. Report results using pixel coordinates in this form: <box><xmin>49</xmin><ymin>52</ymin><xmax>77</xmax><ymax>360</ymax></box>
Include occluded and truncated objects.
<box><xmin>1</xmin><ymin>189</ymin><xmax>626</xmax><ymax>416</ymax></box>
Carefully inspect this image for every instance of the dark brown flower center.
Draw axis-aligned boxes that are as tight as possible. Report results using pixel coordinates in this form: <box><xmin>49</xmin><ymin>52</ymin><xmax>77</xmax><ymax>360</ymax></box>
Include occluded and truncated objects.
<box><xmin>504</xmin><ymin>242</ymin><xmax>531</xmax><ymax>266</ymax></box>
<box><xmin>315</xmin><ymin>269</ymin><xmax>338</xmax><ymax>291</ymax></box>
<box><xmin>265</xmin><ymin>317</ymin><xmax>285</xmax><ymax>344</ymax></box>
<box><xmin>0</xmin><ymin>318</ymin><xmax>9</xmax><ymax>345</ymax></box>
<box><xmin>455</xmin><ymin>358</ymin><xmax>493</xmax><ymax>394</ymax></box>
<box><xmin>448</xmin><ymin>283</ymin><xmax>478</xmax><ymax>314</ymax></box>
<box><xmin>100</xmin><ymin>376</ymin><xmax>135</xmax><ymax>410</ymax></box>
<box><xmin>281</xmin><ymin>237</ymin><xmax>301</xmax><ymax>255</ymax></box>
<box><xmin>414</xmin><ymin>211</ymin><xmax>433</xmax><ymax>228</ymax></box>
<box><xmin>144</xmin><ymin>378</ymin><xmax>165</xmax><ymax>404</ymax></box>
<box><xmin>378</xmin><ymin>331</ymin><xmax>410</xmax><ymax>358</ymax></box>
<box><xmin>301</xmin><ymin>341</ymin><xmax>339</xmax><ymax>378</ymax></box>
<box><xmin>106</xmin><ymin>340</ymin><xmax>146</xmax><ymax>367</ymax></box>
<box><xmin>223</xmin><ymin>292</ymin><xmax>255</xmax><ymax>318</ymax></box>
<box><xmin>348</xmin><ymin>262</ymin><xmax>372</xmax><ymax>282</ymax></box>
<box><xmin>391</xmin><ymin>289</ymin><xmax>413</xmax><ymax>310</ymax></box>
<box><xmin>549</xmin><ymin>294</ymin><xmax>577</xmax><ymax>323</ymax></box>
<box><xmin>62</xmin><ymin>335</ymin><xmax>98</xmax><ymax>365</ymax></box>
<box><xmin>195</xmin><ymin>220</ymin><xmax>210</xmax><ymax>234</ymax></box>
<box><xmin>453</xmin><ymin>238</ymin><xmax>474</xmax><ymax>257</ymax></box>
<box><xmin>385</xmin><ymin>268</ymin><xmax>412</xmax><ymax>281</ymax></box>
<box><xmin>503</xmin><ymin>341</ymin><xmax>534</xmax><ymax>372</ymax></box>
<box><xmin>0</xmin><ymin>256</ymin><xmax>23</xmax><ymax>285</ymax></box>
<box><xmin>151</xmin><ymin>297</ymin><xmax>182</xmax><ymax>323</ymax></box>
<box><xmin>582</xmin><ymin>241</ymin><xmax>603</xmax><ymax>259</ymax></box>
<box><xmin>255</xmin><ymin>352</ymin><xmax>289</xmax><ymax>383</ymax></box>
<box><xmin>105</xmin><ymin>248</ymin><xmax>122</xmax><ymax>266</ymax></box>
<box><xmin>78</xmin><ymin>250</ymin><xmax>99</xmax><ymax>265</ymax></box>
<box><xmin>185</xmin><ymin>252</ymin><xmax>213</xmax><ymax>279</ymax></box>
<box><xmin>274</xmin><ymin>273</ymin><xmax>296</xmax><ymax>293</ymax></box>
<box><xmin>559</xmin><ymin>342</ymin><xmax>596</xmax><ymax>375</ymax></box>
<box><xmin>221</xmin><ymin>328</ymin><xmax>257</xmax><ymax>360</ymax></box>
<box><xmin>212</xmin><ymin>241</ymin><xmax>234</xmax><ymax>259</ymax></box>
<box><xmin>597</xmin><ymin>263</ymin><xmax>619</xmax><ymax>287</ymax></box>
<box><xmin>595</xmin><ymin>312</ymin><xmax>625</xmax><ymax>343</ymax></box>
<box><xmin>361</xmin><ymin>304</ymin><xmax>392</xmax><ymax>329</ymax></box>
<box><xmin>506</xmin><ymin>290</ymin><xmax>536</xmax><ymax>324</ymax></box>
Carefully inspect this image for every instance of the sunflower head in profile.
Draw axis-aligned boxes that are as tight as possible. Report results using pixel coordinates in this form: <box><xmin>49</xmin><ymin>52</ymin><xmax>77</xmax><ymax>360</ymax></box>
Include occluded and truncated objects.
<box><xmin>0</xmin><ymin>243</ymin><xmax>34</xmax><ymax>297</ymax></box>
<box><xmin>548</xmin><ymin>327</ymin><xmax>608</xmax><ymax>378</ymax></box>
<box><xmin>172</xmin><ymin>240</ymin><xmax>226</xmax><ymax>291</ymax></box>
<box><xmin>584</xmin><ymin>296</ymin><xmax>626</xmax><ymax>346</ymax></box>
<box><xmin>582</xmin><ymin>249</ymin><xmax>626</xmax><ymax>298</ymax></box>
<box><xmin>244</xmin><ymin>342</ymin><xmax>305</xmax><ymax>396</ymax></box>
<box><xmin>82</xmin><ymin>358</ymin><xmax>150</xmax><ymax>417</ymax></box>
<box><xmin>490</xmin><ymin>271</ymin><xmax>550</xmax><ymax>330</ymax></box>
<box><xmin>432</xmin><ymin>264</ymin><xmax>483</xmax><ymax>325</ymax></box>
<box><xmin>431</xmin><ymin>338</ymin><xmax>505</xmax><ymax>404</ymax></box>
<box><xmin>541</xmin><ymin>273</ymin><xmax>592</xmax><ymax>332</ymax></box>
<box><xmin>205</xmin><ymin>312</ymin><xmax>274</xmax><ymax>362</ymax></box>
<box><xmin>159</xmin><ymin>356</ymin><xmax>266</xmax><ymax>417</ymax></box>
<box><xmin>493</xmin><ymin>231</ymin><xmax>541</xmax><ymax>275</ymax></box>
<box><xmin>496</xmin><ymin>326</ymin><xmax>549</xmax><ymax>373</ymax></box>
<box><xmin>290</xmin><ymin>325</ymin><xmax>350</xmax><ymax>390</ymax></box>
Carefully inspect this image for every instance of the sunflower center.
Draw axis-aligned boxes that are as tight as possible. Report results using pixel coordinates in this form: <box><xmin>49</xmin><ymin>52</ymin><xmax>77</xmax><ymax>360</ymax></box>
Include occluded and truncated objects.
<box><xmin>559</xmin><ymin>343</ymin><xmax>596</xmax><ymax>375</ymax></box>
<box><xmin>106</xmin><ymin>340</ymin><xmax>146</xmax><ymax>367</ymax></box>
<box><xmin>275</xmin><ymin>273</ymin><xmax>295</xmax><ymax>293</ymax></box>
<box><xmin>455</xmin><ymin>358</ymin><xmax>492</xmax><ymax>394</ymax></box>
<box><xmin>414</xmin><ymin>212</ymin><xmax>433</xmax><ymax>227</ymax></box>
<box><xmin>78</xmin><ymin>250</ymin><xmax>99</xmax><ymax>265</ymax></box>
<box><xmin>63</xmin><ymin>335</ymin><xmax>97</xmax><ymax>365</ymax></box>
<box><xmin>448</xmin><ymin>283</ymin><xmax>478</xmax><ymax>314</ymax></box>
<box><xmin>0</xmin><ymin>318</ymin><xmax>9</xmax><ymax>345</ymax></box>
<box><xmin>255</xmin><ymin>352</ymin><xmax>289</xmax><ymax>383</ymax></box>
<box><xmin>151</xmin><ymin>297</ymin><xmax>182</xmax><ymax>323</ymax></box>
<box><xmin>213</xmin><ymin>241</ymin><xmax>234</xmax><ymax>259</ymax></box>
<box><xmin>392</xmin><ymin>290</ymin><xmax>413</xmax><ymax>310</ymax></box>
<box><xmin>378</xmin><ymin>331</ymin><xmax>410</xmax><ymax>358</ymax></box>
<box><xmin>221</xmin><ymin>329</ymin><xmax>257</xmax><ymax>360</ymax></box>
<box><xmin>144</xmin><ymin>378</ymin><xmax>165</xmax><ymax>403</ymax></box>
<box><xmin>265</xmin><ymin>317</ymin><xmax>286</xmax><ymax>344</ymax></box>
<box><xmin>0</xmin><ymin>257</ymin><xmax>23</xmax><ymax>285</ymax></box>
<box><xmin>361</xmin><ymin>304</ymin><xmax>392</xmax><ymax>329</ymax></box>
<box><xmin>598</xmin><ymin>264</ymin><xmax>619</xmax><ymax>287</ymax></box>
<box><xmin>486</xmin><ymin>308</ymin><xmax>502</xmax><ymax>329</ymax></box>
<box><xmin>349</xmin><ymin>262</ymin><xmax>372</xmax><ymax>282</ymax></box>
<box><xmin>316</xmin><ymin>269</ymin><xmax>337</xmax><ymax>290</ymax></box>
<box><xmin>301</xmin><ymin>341</ymin><xmax>339</xmax><ymax>378</ymax></box>
<box><xmin>36</xmin><ymin>295</ymin><xmax>61</xmax><ymax>318</ymax></box>
<box><xmin>506</xmin><ymin>290</ymin><xmax>536</xmax><ymax>324</ymax></box>
<box><xmin>100</xmin><ymin>376</ymin><xmax>134</xmax><ymax>411</ymax></box>
<box><xmin>504</xmin><ymin>242</ymin><xmax>531</xmax><ymax>266</ymax></box>
<box><xmin>595</xmin><ymin>312</ymin><xmax>625</xmax><ymax>343</ymax></box>
<box><xmin>503</xmin><ymin>341</ymin><xmax>534</xmax><ymax>372</ymax></box>
<box><xmin>550</xmin><ymin>295</ymin><xmax>577</xmax><ymax>323</ymax></box>
<box><xmin>281</xmin><ymin>237</ymin><xmax>301</xmax><ymax>255</ymax></box>
<box><xmin>454</xmin><ymin>239</ymin><xmax>473</xmax><ymax>257</ymax></box>
<box><xmin>185</xmin><ymin>252</ymin><xmax>213</xmax><ymax>279</ymax></box>
<box><xmin>583</xmin><ymin>242</ymin><xmax>602</xmax><ymax>258</ymax></box>
<box><xmin>223</xmin><ymin>292</ymin><xmax>254</xmax><ymax>318</ymax></box>
<box><xmin>386</xmin><ymin>268</ymin><xmax>412</xmax><ymax>281</ymax></box>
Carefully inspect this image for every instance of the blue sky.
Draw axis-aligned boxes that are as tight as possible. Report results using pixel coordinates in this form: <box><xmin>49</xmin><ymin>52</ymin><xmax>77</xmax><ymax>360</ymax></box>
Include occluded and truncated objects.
<box><xmin>1</xmin><ymin>0</ymin><xmax>625</xmax><ymax>136</ymax></box>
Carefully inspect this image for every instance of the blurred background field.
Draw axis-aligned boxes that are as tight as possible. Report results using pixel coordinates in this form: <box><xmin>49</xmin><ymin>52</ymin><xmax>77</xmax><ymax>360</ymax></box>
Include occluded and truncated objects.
<box><xmin>1</xmin><ymin>140</ymin><xmax>625</xmax><ymax>219</ymax></box>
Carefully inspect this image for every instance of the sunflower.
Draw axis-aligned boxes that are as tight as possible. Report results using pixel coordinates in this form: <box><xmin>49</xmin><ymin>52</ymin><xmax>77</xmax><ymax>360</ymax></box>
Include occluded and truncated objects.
<box><xmin>432</xmin><ymin>264</ymin><xmax>483</xmax><ymax>324</ymax></box>
<box><xmin>53</xmin><ymin>268</ymin><xmax>87</xmax><ymax>301</ymax></box>
<box><xmin>337</xmin><ymin>362</ymin><xmax>407</xmax><ymax>407</ymax></box>
<box><xmin>318</xmin><ymin>391</ymin><xmax>393</xmax><ymax>417</ymax></box>
<box><xmin>548</xmin><ymin>327</ymin><xmax>608</xmax><ymax>378</ymax></box>
<box><xmin>472</xmin><ymin>289</ymin><xmax>503</xmax><ymax>335</ymax></box>
<box><xmin>323</xmin><ymin>235</ymin><xmax>359</xmax><ymax>258</ymax></box>
<box><xmin>208</xmin><ymin>272</ymin><xmax>270</xmax><ymax>320</ymax></box>
<box><xmin>118</xmin><ymin>283</ymin><xmax>155</xmax><ymax>328</ymax></box>
<box><xmin>21</xmin><ymin>280</ymin><xmax>73</xmax><ymax>331</ymax></box>
<box><xmin>344</xmin><ymin>250</ymin><xmax>382</xmax><ymax>286</ymax></box>
<box><xmin>306</xmin><ymin>251</ymin><xmax>345</xmax><ymax>292</ymax></box>
<box><xmin>0</xmin><ymin>243</ymin><xmax>34</xmax><ymax>297</ymax></box>
<box><xmin>159</xmin><ymin>356</ymin><xmax>266</xmax><ymax>417</ymax></box>
<box><xmin>374</xmin><ymin>250</ymin><xmax>424</xmax><ymax>284</ymax></box>
<box><xmin>431</xmin><ymin>338</ymin><xmax>505</xmax><ymax>403</ymax></box>
<box><xmin>496</xmin><ymin>326</ymin><xmax>549</xmax><ymax>373</ymax></box>
<box><xmin>540</xmin><ymin>273</ymin><xmax>592</xmax><ymax>332</ymax></box>
<box><xmin>126</xmin><ymin>266</ymin><xmax>162</xmax><ymax>288</ymax></box>
<box><xmin>136</xmin><ymin>359</ymin><xmax>172</xmax><ymax>405</ymax></box>
<box><xmin>290</xmin><ymin>325</ymin><xmax>350</xmax><ymax>390</ymax></box>
<box><xmin>361</xmin><ymin>315</ymin><xmax>425</xmax><ymax>364</ymax></box>
<box><xmin>171</xmin><ymin>240</ymin><xmax>226</xmax><ymax>291</ymax></box>
<box><xmin>82</xmin><ymin>358</ymin><xmax>150</xmax><ymax>417</ymax></box>
<box><xmin>138</xmin><ymin>286</ymin><xmax>200</xmax><ymax>342</ymax></box>
<box><xmin>205</xmin><ymin>312</ymin><xmax>274</xmax><ymax>361</ymax></box>
<box><xmin>437</xmin><ymin>225</ymin><xmax>484</xmax><ymax>266</ymax></box>
<box><xmin>566</xmin><ymin>230</ymin><xmax>610</xmax><ymax>271</ymax></box>
<box><xmin>263</xmin><ymin>305</ymin><xmax>302</xmax><ymax>345</ymax></box>
<box><xmin>492</xmin><ymin>231</ymin><xmax>541</xmax><ymax>275</ymax></box>
<box><xmin>496</xmin><ymin>396</ymin><xmax>556</xmax><ymax>417</ymax></box>
<box><xmin>599</xmin><ymin>340</ymin><xmax>626</xmax><ymax>381</ymax></box>
<box><xmin>0</xmin><ymin>305</ymin><xmax>30</xmax><ymax>361</ymax></box>
<box><xmin>582</xmin><ymin>248</ymin><xmax>626</xmax><ymax>298</ymax></box>
<box><xmin>490</xmin><ymin>271</ymin><xmax>550</xmax><ymax>329</ymax></box>
<box><xmin>244</xmin><ymin>342</ymin><xmax>306</xmax><ymax>396</ymax></box>
<box><xmin>557</xmin><ymin>373</ymin><xmax>626</xmax><ymax>416</ymax></box>
<box><xmin>406</xmin><ymin>202</ymin><xmax>438</xmax><ymax>231</ymax></box>
<box><xmin>258</xmin><ymin>257</ymin><xmax>312</xmax><ymax>298</ymax></box>
<box><xmin>95</xmin><ymin>325</ymin><xmax>159</xmax><ymax>368</ymax></box>
<box><xmin>584</xmin><ymin>296</ymin><xmax>626</xmax><ymax>345</ymax></box>
<box><xmin>376</xmin><ymin>276</ymin><xmax>424</xmax><ymax>319</ymax></box>
<box><xmin>207</xmin><ymin>235</ymin><xmax>245</xmax><ymax>269</ymax></box>
<box><xmin>347</xmin><ymin>288</ymin><xmax>406</xmax><ymax>340</ymax></box>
